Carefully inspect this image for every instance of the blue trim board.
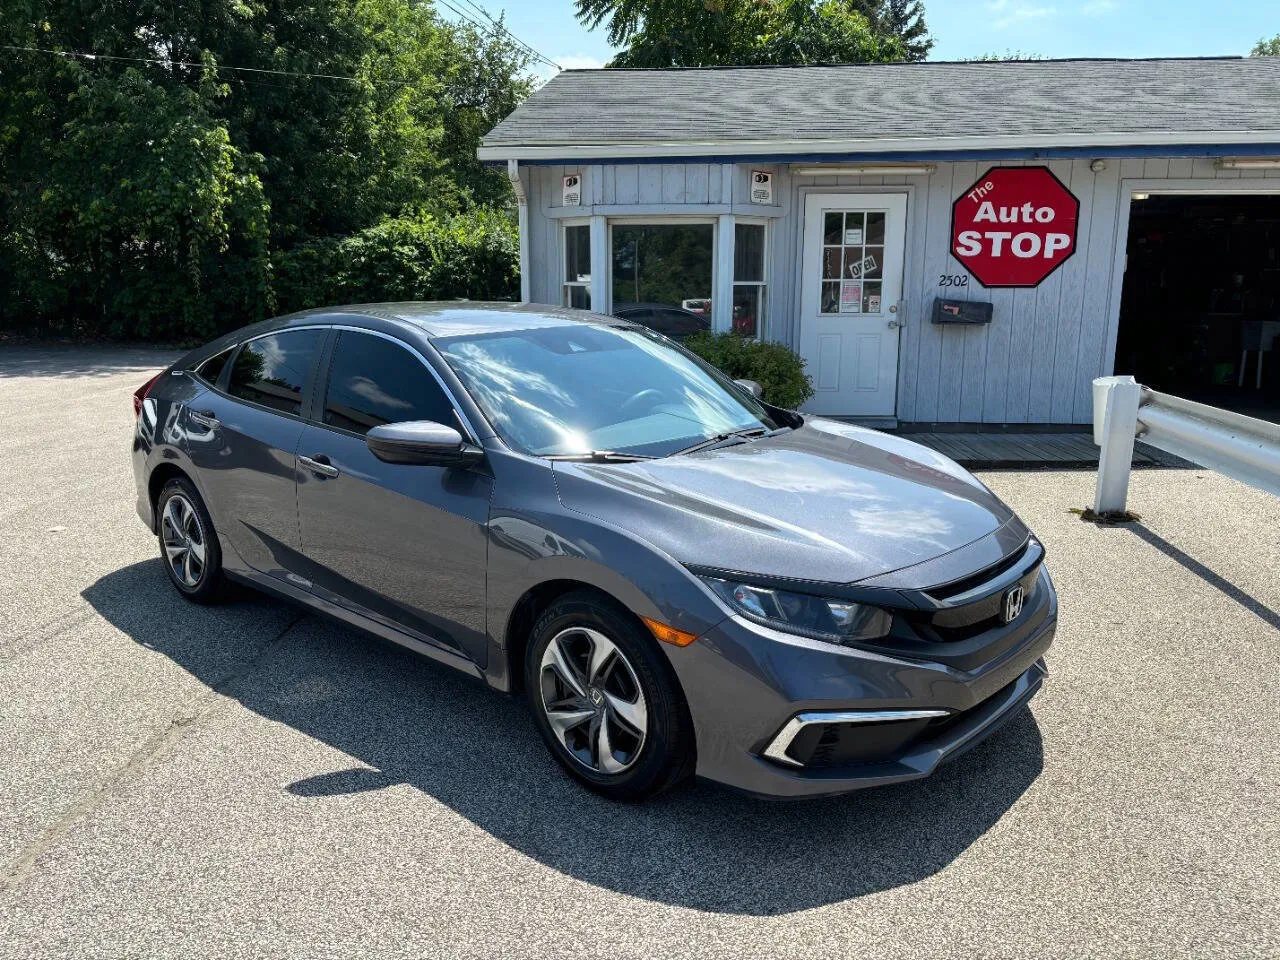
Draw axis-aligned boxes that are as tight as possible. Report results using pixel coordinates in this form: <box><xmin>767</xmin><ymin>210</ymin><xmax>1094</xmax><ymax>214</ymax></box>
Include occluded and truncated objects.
<box><xmin>484</xmin><ymin>142</ymin><xmax>1280</xmax><ymax>168</ymax></box>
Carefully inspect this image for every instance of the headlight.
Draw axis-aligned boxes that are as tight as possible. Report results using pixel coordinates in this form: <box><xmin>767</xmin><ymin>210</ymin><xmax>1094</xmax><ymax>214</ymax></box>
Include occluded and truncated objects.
<box><xmin>700</xmin><ymin>576</ymin><xmax>893</xmax><ymax>644</ymax></box>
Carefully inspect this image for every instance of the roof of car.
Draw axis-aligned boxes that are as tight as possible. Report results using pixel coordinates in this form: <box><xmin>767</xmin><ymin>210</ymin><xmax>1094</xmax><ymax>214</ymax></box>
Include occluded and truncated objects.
<box><xmin>479</xmin><ymin>56</ymin><xmax>1280</xmax><ymax>161</ymax></box>
<box><xmin>279</xmin><ymin>301</ymin><xmax>626</xmax><ymax>338</ymax></box>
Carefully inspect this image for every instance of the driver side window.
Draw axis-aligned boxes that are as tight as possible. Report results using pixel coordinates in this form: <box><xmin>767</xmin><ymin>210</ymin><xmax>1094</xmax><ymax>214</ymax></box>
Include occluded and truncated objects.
<box><xmin>323</xmin><ymin>331</ymin><xmax>459</xmax><ymax>436</ymax></box>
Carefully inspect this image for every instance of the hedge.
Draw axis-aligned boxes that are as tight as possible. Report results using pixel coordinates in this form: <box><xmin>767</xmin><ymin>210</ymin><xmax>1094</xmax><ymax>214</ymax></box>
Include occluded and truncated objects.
<box><xmin>272</xmin><ymin>209</ymin><xmax>520</xmax><ymax>316</ymax></box>
<box><xmin>682</xmin><ymin>331</ymin><xmax>815</xmax><ymax>410</ymax></box>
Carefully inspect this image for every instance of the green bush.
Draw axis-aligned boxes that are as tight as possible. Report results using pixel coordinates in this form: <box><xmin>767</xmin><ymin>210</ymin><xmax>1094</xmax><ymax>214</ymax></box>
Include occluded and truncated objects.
<box><xmin>272</xmin><ymin>209</ymin><xmax>519</xmax><ymax>315</ymax></box>
<box><xmin>682</xmin><ymin>332</ymin><xmax>814</xmax><ymax>409</ymax></box>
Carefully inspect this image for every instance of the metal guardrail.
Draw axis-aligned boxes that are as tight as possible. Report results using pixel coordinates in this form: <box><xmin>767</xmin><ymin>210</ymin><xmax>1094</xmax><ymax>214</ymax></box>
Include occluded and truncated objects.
<box><xmin>1092</xmin><ymin>375</ymin><xmax>1280</xmax><ymax>515</ymax></box>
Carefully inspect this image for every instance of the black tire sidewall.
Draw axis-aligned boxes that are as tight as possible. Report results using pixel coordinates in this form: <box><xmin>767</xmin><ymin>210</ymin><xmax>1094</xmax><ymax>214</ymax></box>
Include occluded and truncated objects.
<box><xmin>157</xmin><ymin>478</ymin><xmax>223</xmax><ymax>603</ymax></box>
<box><xmin>525</xmin><ymin>591</ymin><xmax>694</xmax><ymax>800</ymax></box>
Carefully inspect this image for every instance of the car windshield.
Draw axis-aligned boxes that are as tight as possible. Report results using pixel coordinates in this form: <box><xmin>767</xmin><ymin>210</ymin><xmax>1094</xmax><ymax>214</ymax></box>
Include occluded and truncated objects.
<box><xmin>436</xmin><ymin>324</ymin><xmax>777</xmax><ymax>457</ymax></box>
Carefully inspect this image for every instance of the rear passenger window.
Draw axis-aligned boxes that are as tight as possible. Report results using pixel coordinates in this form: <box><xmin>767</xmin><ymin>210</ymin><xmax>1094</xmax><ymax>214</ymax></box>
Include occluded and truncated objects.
<box><xmin>323</xmin><ymin>331</ymin><xmax>457</xmax><ymax>435</ymax></box>
<box><xmin>193</xmin><ymin>347</ymin><xmax>233</xmax><ymax>386</ymax></box>
<box><xmin>227</xmin><ymin>329</ymin><xmax>324</xmax><ymax>416</ymax></box>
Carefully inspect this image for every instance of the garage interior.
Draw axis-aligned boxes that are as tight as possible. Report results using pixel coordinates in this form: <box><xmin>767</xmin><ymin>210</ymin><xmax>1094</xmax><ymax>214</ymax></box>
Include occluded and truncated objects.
<box><xmin>1115</xmin><ymin>192</ymin><xmax>1280</xmax><ymax>422</ymax></box>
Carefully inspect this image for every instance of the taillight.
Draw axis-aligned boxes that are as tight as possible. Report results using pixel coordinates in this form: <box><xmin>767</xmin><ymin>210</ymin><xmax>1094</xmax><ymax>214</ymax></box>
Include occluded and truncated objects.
<box><xmin>133</xmin><ymin>372</ymin><xmax>163</xmax><ymax>417</ymax></box>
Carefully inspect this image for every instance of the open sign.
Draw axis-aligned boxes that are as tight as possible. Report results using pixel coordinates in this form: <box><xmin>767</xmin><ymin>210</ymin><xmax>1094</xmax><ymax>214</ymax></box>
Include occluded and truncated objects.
<box><xmin>950</xmin><ymin>167</ymin><xmax>1079</xmax><ymax>288</ymax></box>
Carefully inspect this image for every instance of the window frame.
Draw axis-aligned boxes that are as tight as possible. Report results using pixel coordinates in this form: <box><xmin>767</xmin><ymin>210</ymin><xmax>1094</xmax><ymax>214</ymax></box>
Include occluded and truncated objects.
<box><xmin>560</xmin><ymin>218</ymin><xmax>592</xmax><ymax>310</ymax></box>
<box><xmin>605</xmin><ymin>216</ymin><xmax>720</xmax><ymax>318</ymax></box>
<box><xmin>732</xmin><ymin>218</ymin><xmax>769</xmax><ymax>340</ymax></box>
<box><xmin>311</xmin><ymin>326</ymin><xmax>480</xmax><ymax>445</ymax></box>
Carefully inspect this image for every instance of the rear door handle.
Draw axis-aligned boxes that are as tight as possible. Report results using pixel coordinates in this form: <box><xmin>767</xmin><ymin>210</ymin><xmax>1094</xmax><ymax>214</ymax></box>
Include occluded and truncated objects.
<box><xmin>298</xmin><ymin>454</ymin><xmax>339</xmax><ymax>479</ymax></box>
<box><xmin>189</xmin><ymin>409</ymin><xmax>219</xmax><ymax>428</ymax></box>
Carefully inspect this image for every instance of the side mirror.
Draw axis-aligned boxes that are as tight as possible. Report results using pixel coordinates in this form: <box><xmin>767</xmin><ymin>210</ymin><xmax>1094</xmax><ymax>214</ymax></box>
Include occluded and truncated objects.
<box><xmin>734</xmin><ymin>378</ymin><xmax>764</xmax><ymax>399</ymax></box>
<box><xmin>366</xmin><ymin>421</ymin><xmax>484</xmax><ymax>468</ymax></box>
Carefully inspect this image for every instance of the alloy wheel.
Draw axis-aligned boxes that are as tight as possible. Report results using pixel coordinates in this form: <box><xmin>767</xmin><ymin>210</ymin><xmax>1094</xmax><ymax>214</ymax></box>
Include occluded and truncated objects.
<box><xmin>539</xmin><ymin>626</ymin><xmax>648</xmax><ymax>775</ymax></box>
<box><xmin>161</xmin><ymin>493</ymin><xmax>207</xmax><ymax>588</ymax></box>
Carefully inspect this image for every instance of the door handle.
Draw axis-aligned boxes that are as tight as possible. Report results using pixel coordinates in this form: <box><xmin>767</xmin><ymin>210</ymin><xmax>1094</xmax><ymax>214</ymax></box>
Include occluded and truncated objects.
<box><xmin>189</xmin><ymin>409</ymin><xmax>219</xmax><ymax>428</ymax></box>
<box><xmin>887</xmin><ymin>319</ymin><xmax>905</xmax><ymax>329</ymax></box>
<box><xmin>298</xmin><ymin>454</ymin><xmax>339</xmax><ymax>479</ymax></box>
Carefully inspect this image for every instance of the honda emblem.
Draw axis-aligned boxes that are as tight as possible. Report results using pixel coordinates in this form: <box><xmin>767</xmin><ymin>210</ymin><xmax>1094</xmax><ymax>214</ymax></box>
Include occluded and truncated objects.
<box><xmin>1002</xmin><ymin>584</ymin><xmax>1025</xmax><ymax>623</ymax></box>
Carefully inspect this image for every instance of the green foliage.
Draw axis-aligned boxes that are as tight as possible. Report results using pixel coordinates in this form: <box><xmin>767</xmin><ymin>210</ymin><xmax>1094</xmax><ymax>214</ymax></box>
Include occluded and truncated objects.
<box><xmin>1251</xmin><ymin>35</ymin><xmax>1280</xmax><ymax>56</ymax></box>
<box><xmin>575</xmin><ymin>0</ymin><xmax>907</xmax><ymax>68</ymax></box>
<box><xmin>273</xmin><ymin>209</ymin><xmax>519</xmax><ymax>314</ymax></box>
<box><xmin>682</xmin><ymin>332</ymin><xmax>814</xmax><ymax>409</ymax></box>
<box><xmin>848</xmin><ymin>0</ymin><xmax>933</xmax><ymax>61</ymax></box>
<box><xmin>0</xmin><ymin>0</ymin><xmax>532</xmax><ymax>340</ymax></box>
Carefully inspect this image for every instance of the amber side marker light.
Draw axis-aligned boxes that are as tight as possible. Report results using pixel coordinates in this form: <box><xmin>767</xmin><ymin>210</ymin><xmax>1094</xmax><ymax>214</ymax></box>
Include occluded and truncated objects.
<box><xmin>641</xmin><ymin>616</ymin><xmax>698</xmax><ymax>647</ymax></box>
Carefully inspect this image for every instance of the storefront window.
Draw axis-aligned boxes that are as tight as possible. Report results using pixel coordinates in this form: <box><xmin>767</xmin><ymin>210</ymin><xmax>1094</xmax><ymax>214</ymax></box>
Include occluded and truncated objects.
<box><xmin>611</xmin><ymin>223</ymin><xmax>714</xmax><ymax>323</ymax></box>
<box><xmin>733</xmin><ymin>223</ymin><xmax>766</xmax><ymax>337</ymax></box>
<box><xmin>563</xmin><ymin>223</ymin><xmax>591</xmax><ymax>309</ymax></box>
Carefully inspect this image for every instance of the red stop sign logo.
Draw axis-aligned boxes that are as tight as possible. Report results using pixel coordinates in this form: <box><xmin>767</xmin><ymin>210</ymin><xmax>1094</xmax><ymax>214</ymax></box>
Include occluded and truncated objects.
<box><xmin>951</xmin><ymin>166</ymin><xmax>1080</xmax><ymax>288</ymax></box>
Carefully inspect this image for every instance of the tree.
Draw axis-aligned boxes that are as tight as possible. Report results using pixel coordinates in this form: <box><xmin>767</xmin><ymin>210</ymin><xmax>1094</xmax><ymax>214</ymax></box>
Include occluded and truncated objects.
<box><xmin>1251</xmin><ymin>35</ymin><xmax>1280</xmax><ymax>56</ymax></box>
<box><xmin>848</xmin><ymin>0</ymin><xmax>933</xmax><ymax>61</ymax></box>
<box><xmin>574</xmin><ymin>0</ymin><xmax>906</xmax><ymax>68</ymax></box>
<box><xmin>0</xmin><ymin>0</ymin><xmax>532</xmax><ymax>338</ymax></box>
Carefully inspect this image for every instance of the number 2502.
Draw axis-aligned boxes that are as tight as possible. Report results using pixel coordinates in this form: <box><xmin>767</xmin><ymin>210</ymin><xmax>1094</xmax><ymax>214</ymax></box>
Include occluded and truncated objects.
<box><xmin>938</xmin><ymin>275</ymin><xmax>969</xmax><ymax>288</ymax></box>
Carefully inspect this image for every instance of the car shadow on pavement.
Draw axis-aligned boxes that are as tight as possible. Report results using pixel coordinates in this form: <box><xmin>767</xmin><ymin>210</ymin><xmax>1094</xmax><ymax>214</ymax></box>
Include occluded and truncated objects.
<box><xmin>84</xmin><ymin>560</ymin><xmax>1044</xmax><ymax>917</ymax></box>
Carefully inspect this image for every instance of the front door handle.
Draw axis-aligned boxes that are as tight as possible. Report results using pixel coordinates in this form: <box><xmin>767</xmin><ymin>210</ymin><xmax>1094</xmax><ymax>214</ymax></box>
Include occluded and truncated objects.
<box><xmin>189</xmin><ymin>409</ymin><xmax>219</xmax><ymax>428</ymax></box>
<box><xmin>298</xmin><ymin>454</ymin><xmax>339</xmax><ymax>479</ymax></box>
<box><xmin>887</xmin><ymin>319</ymin><xmax>905</xmax><ymax>329</ymax></box>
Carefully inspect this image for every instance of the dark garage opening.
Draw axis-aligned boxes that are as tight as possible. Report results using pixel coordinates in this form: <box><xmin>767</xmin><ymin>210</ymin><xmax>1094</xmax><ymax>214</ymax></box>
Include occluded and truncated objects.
<box><xmin>1115</xmin><ymin>193</ymin><xmax>1280</xmax><ymax>423</ymax></box>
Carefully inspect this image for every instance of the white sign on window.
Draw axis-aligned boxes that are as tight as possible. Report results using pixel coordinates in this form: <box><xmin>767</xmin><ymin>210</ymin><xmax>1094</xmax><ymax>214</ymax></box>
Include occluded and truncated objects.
<box><xmin>562</xmin><ymin>174</ymin><xmax>582</xmax><ymax>206</ymax></box>
<box><xmin>750</xmin><ymin>170</ymin><xmax>773</xmax><ymax>205</ymax></box>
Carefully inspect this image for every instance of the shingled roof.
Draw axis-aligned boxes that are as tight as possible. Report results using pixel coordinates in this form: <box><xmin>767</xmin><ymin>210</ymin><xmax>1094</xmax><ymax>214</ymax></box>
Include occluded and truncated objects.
<box><xmin>479</xmin><ymin>57</ymin><xmax>1280</xmax><ymax>162</ymax></box>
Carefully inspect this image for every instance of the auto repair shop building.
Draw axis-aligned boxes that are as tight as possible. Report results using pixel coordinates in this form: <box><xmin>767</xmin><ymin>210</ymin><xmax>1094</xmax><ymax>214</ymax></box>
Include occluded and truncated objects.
<box><xmin>480</xmin><ymin>56</ymin><xmax>1280</xmax><ymax>426</ymax></box>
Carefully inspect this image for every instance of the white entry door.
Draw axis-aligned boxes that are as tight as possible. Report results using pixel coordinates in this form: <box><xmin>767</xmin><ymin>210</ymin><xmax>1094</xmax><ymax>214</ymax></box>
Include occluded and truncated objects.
<box><xmin>798</xmin><ymin>193</ymin><xmax>908</xmax><ymax>416</ymax></box>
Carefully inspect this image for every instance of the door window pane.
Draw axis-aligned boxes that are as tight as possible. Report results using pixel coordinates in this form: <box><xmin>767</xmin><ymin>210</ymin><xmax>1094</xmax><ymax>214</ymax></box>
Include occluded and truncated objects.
<box><xmin>862</xmin><ymin>282</ymin><xmax>883</xmax><ymax>314</ymax></box>
<box><xmin>865</xmin><ymin>212</ymin><xmax>886</xmax><ymax>245</ymax></box>
<box><xmin>824</xmin><ymin>212</ymin><xmax>843</xmax><ymax>245</ymax></box>
<box><xmin>228</xmin><ymin>329</ymin><xmax>324</xmax><ymax>416</ymax></box>
<box><xmin>565</xmin><ymin>285</ymin><xmax>590</xmax><ymax>309</ymax></box>
<box><xmin>323</xmin><ymin>332</ymin><xmax>456</xmax><ymax>435</ymax></box>
<box><xmin>611</xmin><ymin>223</ymin><xmax>713</xmax><ymax>314</ymax></box>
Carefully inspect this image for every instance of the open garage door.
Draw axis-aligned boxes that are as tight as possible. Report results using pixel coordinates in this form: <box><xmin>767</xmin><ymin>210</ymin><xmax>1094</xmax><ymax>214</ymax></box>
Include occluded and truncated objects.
<box><xmin>1115</xmin><ymin>193</ymin><xmax>1280</xmax><ymax>423</ymax></box>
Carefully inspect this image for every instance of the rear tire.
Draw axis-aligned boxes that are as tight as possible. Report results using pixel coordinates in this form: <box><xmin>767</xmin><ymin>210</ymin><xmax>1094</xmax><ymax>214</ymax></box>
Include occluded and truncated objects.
<box><xmin>525</xmin><ymin>590</ymin><xmax>695</xmax><ymax>801</ymax></box>
<box><xmin>156</xmin><ymin>478</ymin><xmax>224</xmax><ymax>604</ymax></box>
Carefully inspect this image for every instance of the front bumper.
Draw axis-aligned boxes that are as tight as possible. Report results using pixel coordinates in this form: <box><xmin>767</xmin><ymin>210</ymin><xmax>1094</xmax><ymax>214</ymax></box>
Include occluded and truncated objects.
<box><xmin>675</xmin><ymin>568</ymin><xmax>1056</xmax><ymax>799</ymax></box>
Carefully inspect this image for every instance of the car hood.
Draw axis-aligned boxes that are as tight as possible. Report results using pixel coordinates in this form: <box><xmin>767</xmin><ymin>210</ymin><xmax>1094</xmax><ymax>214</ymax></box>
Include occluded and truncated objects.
<box><xmin>551</xmin><ymin>418</ymin><xmax>1015</xmax><ymax>585</ymax></box>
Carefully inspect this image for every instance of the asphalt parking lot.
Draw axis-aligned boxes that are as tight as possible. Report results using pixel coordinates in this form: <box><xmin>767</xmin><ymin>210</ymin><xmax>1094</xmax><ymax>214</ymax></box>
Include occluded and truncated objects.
<box><xmin>1</xmin><ymin>346</ymin><xmax>1277</xmax><ymax>959</ymax></box>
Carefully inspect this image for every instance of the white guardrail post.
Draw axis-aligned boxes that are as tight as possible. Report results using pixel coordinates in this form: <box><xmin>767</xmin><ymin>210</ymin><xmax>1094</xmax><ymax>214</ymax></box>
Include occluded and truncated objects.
<box><xmin>1092</xmin><ymin>375</ymin><xmax>1280</xmax><ymax>513</ymax></box>
<box><xmin>1091</xmin><ymin>376</ymin><xmax>1143</xmax><ymax>514</ymax></box>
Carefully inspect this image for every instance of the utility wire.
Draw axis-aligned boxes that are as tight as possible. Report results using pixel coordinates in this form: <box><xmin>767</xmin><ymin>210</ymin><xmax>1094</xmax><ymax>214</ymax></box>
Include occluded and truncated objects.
<box><xmin>1</xmin><ymin>44</ymin><xmax>370</xmax><ymax>83</ymax></box>
<box><xmin>433</xmin><ymin>0</ymin><xmax>562</xmax><ymax>71</ymax></box>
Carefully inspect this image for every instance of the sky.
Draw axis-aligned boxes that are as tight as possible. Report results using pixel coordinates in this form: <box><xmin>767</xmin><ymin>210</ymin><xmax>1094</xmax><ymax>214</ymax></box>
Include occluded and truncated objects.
<box><xmin>436</xmin><ymin>0</ymin><xmax>1279</xmax><ymax>78</ymax></box>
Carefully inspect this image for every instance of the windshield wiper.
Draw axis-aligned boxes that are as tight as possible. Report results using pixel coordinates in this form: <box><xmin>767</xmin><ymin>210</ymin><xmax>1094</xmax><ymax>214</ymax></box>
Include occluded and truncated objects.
<box><xmin>671</xmin><ymin>427</ymin><xmax>770</xmax><ymax>457</ymax></box>
<box><xmin>546</xmin><ymin>450</ymin><xmax>658</xmax><ymax>463</ymax></box>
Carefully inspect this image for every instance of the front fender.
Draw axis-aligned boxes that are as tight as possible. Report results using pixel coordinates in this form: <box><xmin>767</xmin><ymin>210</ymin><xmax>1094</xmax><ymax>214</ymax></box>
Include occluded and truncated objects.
<box><xmin>481</xmin><ymin>451</ymin><xmax>728</xmax><ymax>692</ymax></box>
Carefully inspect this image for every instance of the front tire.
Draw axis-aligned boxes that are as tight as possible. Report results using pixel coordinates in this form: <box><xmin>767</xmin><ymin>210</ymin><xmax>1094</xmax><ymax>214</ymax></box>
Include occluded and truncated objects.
<box><xmin>525</xmin><ymin>590</ymin><xmax>695</xmax><ymax>801</ymax></box>
<box><xmin>156</xmin><ymin>478</ymin><xmax>224</xmax><ymax>604</ymax></box>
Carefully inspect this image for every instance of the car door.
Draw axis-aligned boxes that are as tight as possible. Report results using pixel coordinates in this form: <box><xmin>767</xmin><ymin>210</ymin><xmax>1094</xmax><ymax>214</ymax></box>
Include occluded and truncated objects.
<box><xmin>183</xmin><ymin>327</ymin><xmax>326</xmax><ymax>579</ymax></box>
<box><xmin>295</xmin><ymin>328</ymin><xmax>493</xmax><ymax>668</ymax></box>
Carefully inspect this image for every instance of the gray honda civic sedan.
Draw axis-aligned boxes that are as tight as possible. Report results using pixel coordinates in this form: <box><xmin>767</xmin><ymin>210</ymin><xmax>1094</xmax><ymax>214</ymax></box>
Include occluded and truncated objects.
<box><xmin>132</xmin><ymin>302</ymin><xmax>1054</xmax><ymax>800</ymax></box>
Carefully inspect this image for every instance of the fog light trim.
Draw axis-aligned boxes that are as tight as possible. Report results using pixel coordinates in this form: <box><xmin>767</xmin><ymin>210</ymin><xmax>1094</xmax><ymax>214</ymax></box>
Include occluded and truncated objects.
<box><xmin>762</xmin><ymin>708</ymin><xmax>951</xmax><ymax>767</ymax></box>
